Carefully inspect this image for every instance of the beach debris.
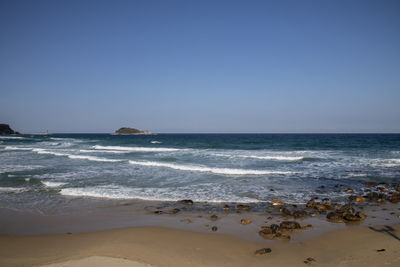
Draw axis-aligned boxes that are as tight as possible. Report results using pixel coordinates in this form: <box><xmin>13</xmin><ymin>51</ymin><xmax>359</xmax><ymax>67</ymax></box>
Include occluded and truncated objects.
<box><xmin>376</xmin><ymin>249</ymin><xmax>386</xmax><ymax>252</ymax></box>
<box><xmin>254</xmin><ymin>248</ymin><xmax>272</xmax><ymax>255</ymax></box>
<box><xmin>185</xmin><ymin>219</ymin><xmax>192</xmax><ymax>224</ymax></box>
<box><xmin>223</xmin><ymin>205</ymin><xmax>231</xmax><ymax>211</ymax></box>
<box><xmin>236</xmin><ymin>204</ymin><xmax>251</xmax><ymax>211</ymax></box>
<box><xmin>240</xmin><ymin>219</ymin><xmax>252</xmax><ymax>225</ymax></box>
<box><xmin>153</xmin><ymin>210</ymin><xmax>163</xmax><ymax>214</ymax></box>
<box><xmin>345</xmin><ymin>188</ymin><xmax>353</xmax><ymax>193</ymax></box>
<box><xmin>210</xmin><ymin>214</ymin><xmax>218</xmax><ymax>221</ymax></box>
<box><xmin>211</xmin><ymin>226</ymin><xmax>218</xmax><ymax>232</ymax></box>
<box><xmin>271</xmin><ymin>198</ymin><xmax>284</xmax><ymax>206</ymax></box>
<box><xmin>178</xmin><ymin>199</ymin><xmax>194</xmax><ymax>205</ymax></box>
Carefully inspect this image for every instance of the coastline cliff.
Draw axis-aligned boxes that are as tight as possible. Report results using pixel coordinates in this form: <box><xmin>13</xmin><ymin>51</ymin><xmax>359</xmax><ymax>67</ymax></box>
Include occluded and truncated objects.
<box><xmin>0</xmin><ymin>124</ymin><xmax>20</xmax><ymax>135</ymax></box>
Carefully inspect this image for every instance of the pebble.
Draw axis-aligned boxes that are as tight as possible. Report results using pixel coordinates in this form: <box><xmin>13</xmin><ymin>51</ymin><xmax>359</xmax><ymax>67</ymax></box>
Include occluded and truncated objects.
<box><xmin>254</xmin><ymin>248</ymin><xmax>272</xmax><ymax>255</ymax></box>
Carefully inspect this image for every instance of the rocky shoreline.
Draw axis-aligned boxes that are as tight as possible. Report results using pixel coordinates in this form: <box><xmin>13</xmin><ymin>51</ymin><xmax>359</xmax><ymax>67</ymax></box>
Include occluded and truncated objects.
<box><xmin>145</xmin><ymin>181</ymin><xmax>400</xmax><ymax>243</ymax></box>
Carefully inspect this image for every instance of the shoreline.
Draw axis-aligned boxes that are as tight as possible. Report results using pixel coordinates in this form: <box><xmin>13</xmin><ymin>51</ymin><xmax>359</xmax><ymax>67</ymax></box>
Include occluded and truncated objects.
<box><xmin>1</xmin><ymin>224</ymin><xmax>399</xmax><ymax>267</ymax></box>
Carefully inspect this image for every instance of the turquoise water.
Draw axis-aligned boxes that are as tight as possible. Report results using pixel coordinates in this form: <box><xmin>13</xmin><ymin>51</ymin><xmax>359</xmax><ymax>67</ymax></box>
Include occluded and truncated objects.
<box><xmin>0</xmin><ymin>134</ymin><xmax>399</xmax><ymax>211</ymax></box>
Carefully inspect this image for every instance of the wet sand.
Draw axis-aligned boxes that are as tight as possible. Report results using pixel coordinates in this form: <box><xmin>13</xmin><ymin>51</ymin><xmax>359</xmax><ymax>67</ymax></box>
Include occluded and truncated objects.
<box><xmin>1</xmin><ymin>182</ymin><xmax>400</xmax><ymax>266</ymax></box>
<box><xmin>0</xmin><ymin>224</ymin><xmax>399</xmax><ymax>267</ymax></box>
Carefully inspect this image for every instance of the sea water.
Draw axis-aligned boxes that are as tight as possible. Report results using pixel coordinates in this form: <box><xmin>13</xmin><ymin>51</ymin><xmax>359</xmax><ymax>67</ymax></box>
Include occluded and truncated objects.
<box><xmin>0</xmin><ymin>134</ymin><xmax>399</xmax><ymax>212</ymax></box>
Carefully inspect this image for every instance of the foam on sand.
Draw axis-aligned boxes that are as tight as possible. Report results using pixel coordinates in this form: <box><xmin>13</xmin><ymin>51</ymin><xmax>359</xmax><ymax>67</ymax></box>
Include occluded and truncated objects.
<box><xmin>128</xmin><ymin>160</ymin><xmax>293</xmax><ymax>175</ymax></box>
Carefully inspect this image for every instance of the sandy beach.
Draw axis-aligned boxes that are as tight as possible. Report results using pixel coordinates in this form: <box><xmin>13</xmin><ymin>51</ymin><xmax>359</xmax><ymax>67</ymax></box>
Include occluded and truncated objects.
<box><xmin>0</xmin><ymin>223</ymin><xmax>399</xmax><ymax>267</ymax></box>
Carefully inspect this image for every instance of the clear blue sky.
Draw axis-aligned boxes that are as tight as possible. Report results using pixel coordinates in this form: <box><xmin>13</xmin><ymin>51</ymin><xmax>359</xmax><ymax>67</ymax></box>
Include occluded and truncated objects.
<box><xmin>1</xmin><ymin>0</ymin><xmax>399</xmax><ymax>133</ymax></box>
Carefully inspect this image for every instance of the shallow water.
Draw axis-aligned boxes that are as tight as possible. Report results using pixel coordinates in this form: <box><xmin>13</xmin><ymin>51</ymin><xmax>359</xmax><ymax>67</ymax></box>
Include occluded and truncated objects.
<box><xmin>0</xmin><ymin>134</ymin><xmax>399</xmax><ymax>213</ymax></box>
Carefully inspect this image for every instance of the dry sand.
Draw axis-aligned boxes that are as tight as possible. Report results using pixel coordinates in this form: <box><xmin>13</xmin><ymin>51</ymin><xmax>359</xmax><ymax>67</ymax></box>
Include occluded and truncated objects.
<box><xmin>0</xmin><ymin>224</ymin><xmax>399</xmax><ymax>267</ymax></box>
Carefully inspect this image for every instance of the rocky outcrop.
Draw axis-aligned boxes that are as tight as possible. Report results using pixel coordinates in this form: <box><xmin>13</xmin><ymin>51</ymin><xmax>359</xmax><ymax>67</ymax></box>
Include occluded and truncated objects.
<box><xmin>115</xmin><ymin>127</ymin><xmax>151</xmax><ymax>135</ymax></box>
<box><xmin>0</xmin><ymin>124</ymin><xmax>20</xmax><ymax>135</ymax></box>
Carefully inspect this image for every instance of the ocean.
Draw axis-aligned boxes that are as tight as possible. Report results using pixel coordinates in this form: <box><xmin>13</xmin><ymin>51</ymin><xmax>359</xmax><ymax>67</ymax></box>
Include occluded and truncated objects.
<box><xmin>1</xmin><ymin>134</ymin><xmax>399</xmax><ymax>213</ymax></box>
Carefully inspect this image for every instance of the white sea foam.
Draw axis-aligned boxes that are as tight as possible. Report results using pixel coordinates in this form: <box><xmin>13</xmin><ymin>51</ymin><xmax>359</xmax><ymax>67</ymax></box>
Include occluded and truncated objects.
<box><xmin>0</xmin><ymin>164</ymin><xmax>44</xmax><ymax>173</ymax></box>
<box><xmin>24</xmin><ymin>178</ymin><xmax>30</xmax><ymax>182</ymax></box>
<box><xmin>42</xmin><ymin>181</ymin><xmax>67</xmax><ymax>187</ymax></box>
<box><xmin>4</xmin><ymin>146</ymin><xmax>32</xmax><ymax>151</ymax></box>
<box><xmin>32</xmin><ymin>148</ymin><xmax>68</xmax><ymax>156</ymax></box>
<box><xmin>67</xmin><ymin>155</ymin><xmax>123</xmax><ymax>162</ymax></box>
<box><xmin>93</xmin><ymin>145</ymin><xmax>181</xmax><ymax>152</ymax></box>
<box><xmin>79</xmin><ymin>149</ymin><xmax>129</xmax><ymax>154</ymax></box>
<box><xmin>23</xmin><ymin>148</ymin><xmax>124</xmax><ymax>162</ymax></box>
<box><xmin>128</xmin><ymin>160</ymin><xmax>293</xmax><ymax>175</ymax></box>
<box><xmin>0</xmin><ymin>187</ymin><xmax>24</xmax><ymax>193</ymax></box>
<box><xmin>0</xmin><ymin>136</ymin><xmax>25</xmax><ymax>139</ymax></box>
<box><xmin>150</xmin><ymin>141</ymin><xmax>162</xmax><ymax>144</ymax></box>
<box><xmin>244</xmin><ymin>155</ymin><xmax>304</xmax><ymax>161</ymax></box>
<box><xmin>348</xmin><ymin>173</ymin><xmax>367</xmax><ymax>177</ymax></box>
<box><xmin>370</xmin><ymin>158</ymin><xmax>400</xmax><ymax>167</ymax></box>
<box><xmin>59</xmin><ymin>185</ymin><xmax>258</xmax><ymax>202</ymax></box>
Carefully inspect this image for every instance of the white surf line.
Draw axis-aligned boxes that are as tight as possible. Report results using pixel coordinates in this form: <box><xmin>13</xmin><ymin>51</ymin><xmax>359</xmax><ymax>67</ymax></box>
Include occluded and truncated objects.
<box><xmin>128</xmin><ymin>160</ymin><xmax>294</xmax><ymax>175</ymax></box>
<box><xmin>93</xmin><ymin>145</ymin><xmax>182</xmax><ymax>152</ymax></box>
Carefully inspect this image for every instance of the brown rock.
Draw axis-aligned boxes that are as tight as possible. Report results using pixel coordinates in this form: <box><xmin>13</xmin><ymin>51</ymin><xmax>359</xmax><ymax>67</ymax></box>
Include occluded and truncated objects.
<box><xmin>210</xmin><ymin>214</ymin><xmax>218</xmax><ymax>221</ymax></box>
<box><xmin>324</xmin><ymin>202</ymin><xmax>334</xmax><ymax>210</ymax></box>
<box><xmin>293</xmin><ymin>210</ymin><xmax>307</xmax><ymax>219</ymax></box>
<box><xmin>388</xmin><ymin>194</ymin><xmax>400</xmax><ymax>203</ymax></box>
<box><xmin>236</xmin><ymin>204</ymin><xmax>251</xmax><ymax>211</ymax></box>
<box><xmin>273</xmin><ymin>232</ymin><xmax>291</xmax><ymax>241</ymax></box>
<box><xmin>259</xmin><ymin>229</ymin><xmax>275</xmax><ymax>239</ymax></box>
<box><xmin>254</xmin><ymin>248</ymin><xmax>272</xmax><ymax>255</ymax></box>
<box><xmin>223</xmin><ymin>205</ymin><xmax>230</xmax><ymax>211</ymax></box>
<box><xmin>240</xmin><ymin>219</ymin><xmax>252</xmax><ymax>225</ymax></box>
<box><xmin>306</xmin><ymin>199</ymin><xmax>315</xmax><ymax>208</ymax></box>
<box><xmin>280</xmin><ymin>207</ymin><xmax>292</xmax><ymax>216</ymax></box>
<box><xmin>355</xmin><ymin>197</ymin><xmax>366</xmax><ymax>202</ymax></box>
<box><xmin>178</xmin><ymin>199</ymin><xmax>194</xmax><ymax>205</ymax></box>
<box><xmin>271</xmin><ymin>198</ymin><xmax>284</xmax><ymax>206</ymax></box>
<box><xmin>211</xmin><ymin>226</ymin><xmax>218</xmax><ymax>231</ymax></box>
<box><xmin>365</xmin><ymin>182</ymin><xmax>378</xmax><ymax>187</ymax></box>
<box><xmin>169</xmin><ymin>208</ymin><xmax>180</xmax><ymax>214</ymax></box>
<box><xmin>280</xmin><ymin>221</ymin><xmax>301</xmax><ymax>230</ymax></box>
<box><xmin>314</xmin><ymin>204</ymin><xmax>327</xmax><ymax>213</ymax></box>
<box><xmin>326</xmin><ymin>212</ymin><xmax>344</xmax><ymax>223</ymax></box>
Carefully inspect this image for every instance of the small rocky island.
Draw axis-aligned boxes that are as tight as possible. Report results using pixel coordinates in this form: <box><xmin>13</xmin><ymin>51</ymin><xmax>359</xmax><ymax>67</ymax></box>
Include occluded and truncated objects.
<box><xmin>0</xmin><ymin>124</ymin><xmax>20</xmax><ymax>135</ymax></box>
<box><xmin>115</xmin><ymin>127</ymin><xmax>151</xmax><ymax>135</ymax></box>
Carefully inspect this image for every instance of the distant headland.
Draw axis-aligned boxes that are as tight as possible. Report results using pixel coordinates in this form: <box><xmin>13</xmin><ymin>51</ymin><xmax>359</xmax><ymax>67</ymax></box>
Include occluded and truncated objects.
<box><xmin>115</xmin><ymin>127</ymin><xmax>151</xmax><ymax>135</ymax></box>
<box><xmin>0</xmin><ymin>124</ymin><xmax>20</xmax><ymax>135</ymax></box>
